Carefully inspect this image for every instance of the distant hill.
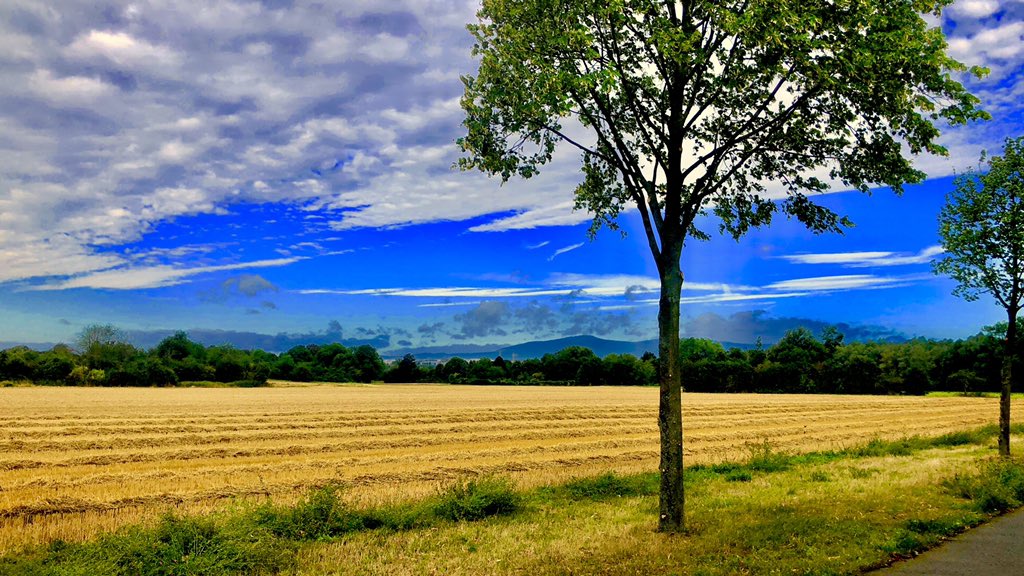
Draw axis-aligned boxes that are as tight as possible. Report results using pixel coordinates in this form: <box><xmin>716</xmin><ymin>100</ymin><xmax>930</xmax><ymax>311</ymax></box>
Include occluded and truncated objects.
<box><xmin>0</xmin><ymin>341</ymin><xmax>61</xmax><ymax>352</ymax></box>
<box><xmin>386</xmin><ymin>335</ymin><xmax>757</xmax><ymax>361</ymax></box>
<box><xmin>495</xmin><ymin>335</ymin><xmax>659</xmax><ymax>360</ymax></box>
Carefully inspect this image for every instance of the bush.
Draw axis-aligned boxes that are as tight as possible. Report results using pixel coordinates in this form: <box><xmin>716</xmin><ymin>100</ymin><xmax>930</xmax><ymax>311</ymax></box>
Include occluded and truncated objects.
<box><xmin>433</xmin><ymin>477</ymin><xmax>521</xmax><ymax>522</ymax></box>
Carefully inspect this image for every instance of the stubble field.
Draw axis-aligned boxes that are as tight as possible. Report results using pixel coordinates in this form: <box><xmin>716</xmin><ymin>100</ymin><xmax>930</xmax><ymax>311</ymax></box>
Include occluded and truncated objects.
<box><xmin>0</xmin><ymin>384</ymin><xmax>1019</xmax><ymax>553</ymax></box>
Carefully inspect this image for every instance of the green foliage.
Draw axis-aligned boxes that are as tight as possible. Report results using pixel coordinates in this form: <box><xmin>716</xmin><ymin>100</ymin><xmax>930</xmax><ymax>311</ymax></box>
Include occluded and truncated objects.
<box><xmin>461</xmin><ymin>0</ymin><xmax>986</xmax><ymax>242</ymax></box>
<box><xmin>935</xmin><ymin>137</ymin><xmax>1024</xmax><ymax>309</ymax></box>
<box><xmin>255</xmin><ymin>487</ymin><xmax>365</xmax><ymax>540</ymax></box>
<box><xmin>433</xmin><ymin>477</ymin><xmax>522</xmax><ymax>522</ymax></box>
<box><xmin>0</xmin><ymin>513</ymin><xmax>294</xmax><ymax>576</ymax></box>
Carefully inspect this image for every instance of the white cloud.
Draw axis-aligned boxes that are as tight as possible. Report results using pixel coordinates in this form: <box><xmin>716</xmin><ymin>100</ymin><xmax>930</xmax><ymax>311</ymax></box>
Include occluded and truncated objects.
<box><xmin>948</xmin><ymin>0</ymin><xmax>1001</xmax><ymax>19</ymax></box>
<box><xmin>28</xmin><ymin>69</ymin><xmax>113</xmax><ymax>103</ymax></box>
<box><xmin>548</xmin><ymin>242</ymin><xmax>584</xmax><ymax>261</ymax></box>
<box><xmin>782</xmin><ymin>246</ymin><xmax>945</xmax><ymax>267</ymax></box>
<box><xmin>66</xmin><ymin>30</ymin><xmax>182</xmax><ymax>70</ymax></box>
<box><xmin>947</xmin><ymin>20</ymin><xmax>1024</xmax><ymax>76</ymax></box>
<box><xmin>469</xmin><ymin>201</ymin><xmax>591</xmax><ymax>232</ymax></box>
<box><xmin>680</xmin><ymin>291</ymin><xmax>810</xmax><ymax>304</ymax></box>
<box><xmin>298</xmin><ymin>274</ymin><xmax>759</xmax><ymax>301</ymax></box>
<box><xmin>0</xmin><ymin>239</ymin><xmax>124</xmax><ymax>284</ymax></box>
<box><xmin>359</xmin><ymin>33</ymin><xmax>411</xmax><ymax>63</ymax></box>
<box><xmin>32</xmin><ymin>257</ymin><xmax>304</xmax><ymax>291</ymax></box>
<box><xmin>298</xmin><ymin>286</ymin><xmax>575</xmax><ymax>298</ymax></box>
<box><xmin>547</xmin><ymin>273</ymin><xmax>751</xmax><ymax>294</ymax></box>
<box><xmin>764</xmin><ymin>275</ymin><xmax>904</xmax><ymax>292</ymax></box>
<box><xmin>0</xmin><ymin>0</ymin><xmax>1015</xmax><ymax>292</ymax></box>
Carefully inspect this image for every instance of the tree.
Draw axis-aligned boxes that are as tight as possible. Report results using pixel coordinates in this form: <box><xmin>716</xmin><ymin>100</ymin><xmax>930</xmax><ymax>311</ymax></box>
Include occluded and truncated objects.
<box><xmin>935</xmin><ymin>137</ymin><xmax>1024</xmax><ymax>456</ymax></box>
<box><xmin>459</xmin><ymin>0</ymin><xmax>985</xmax><ymax>531</ymax></box>
<box><xmin>76</xmin><ymin>324</ymin><xmax>126</xmax><ymax>352</ymax></box>
<box><xmin>351</xmin><ymin>345</ymin><xmax>385</xmax><ymax>383</ymax></box>
<box><xmin>155</xmin><ymin>332</ymin><xmax>205</xmax><ymax>362</ymax></box>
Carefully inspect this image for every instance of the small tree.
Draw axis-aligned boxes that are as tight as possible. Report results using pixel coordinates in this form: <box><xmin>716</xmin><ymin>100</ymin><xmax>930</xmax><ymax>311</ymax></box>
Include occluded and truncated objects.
<box><xmin>460</xmin><ymin>0</ymin><xmax>986</xmax><ymax>530</ymax></box>
<box><xmin>935</xmin><ymin>136</ymin><xmax>1024</xmax><ymax>456</ymax></box>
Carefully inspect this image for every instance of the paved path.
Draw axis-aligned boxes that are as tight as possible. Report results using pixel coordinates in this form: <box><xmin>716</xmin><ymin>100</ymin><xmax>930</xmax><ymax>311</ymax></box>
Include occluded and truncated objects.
<box><xmin>876</xmin><ymin>508</ymin><xmax>1024</xmax><ymax>575</ymax></box>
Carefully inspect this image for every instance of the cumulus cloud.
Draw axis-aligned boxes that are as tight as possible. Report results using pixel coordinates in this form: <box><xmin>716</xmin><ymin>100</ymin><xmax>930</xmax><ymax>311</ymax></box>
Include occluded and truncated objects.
<box><xmin>201</xmin><ymin>273</ymin><xmax>280</xmax><ymax>302</ymax></box>
<box><xmin>0</xmin><ymin>0</ymin><xmax>1015</xmax><ymax>292</ymax></box>
<box><xmin>453</xmin><ymin>301</ymin><xmax>510</xmax><ymax>339</ymax></box>
<box><xmin>0</xmin><ymin>0</ymin><xmax>524</xmax><ymax>285</ymax></box>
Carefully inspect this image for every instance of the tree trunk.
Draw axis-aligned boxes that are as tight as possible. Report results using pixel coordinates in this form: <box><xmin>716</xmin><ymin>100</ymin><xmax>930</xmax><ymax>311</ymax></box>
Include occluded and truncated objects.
<box><xmin>657</xmin><ymin>258</ymin><xmax>684</xmax><ymax>532</ymax></box>
<box><xmin>1000</xmin><ymin>310</ymin><xmax>1017</xmax><ymax>457</ymax></box>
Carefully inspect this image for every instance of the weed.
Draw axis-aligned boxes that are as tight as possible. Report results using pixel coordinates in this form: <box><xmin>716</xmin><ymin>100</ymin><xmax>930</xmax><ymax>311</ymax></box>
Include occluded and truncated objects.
<box><xmin>905</xmin><ymin>517</ymin><xmax>965</xmax><ymax>535</ymax></box>
<box><xmin>943</xmin><ymin>458</ymin><xmax>1024</xmax><ymax>513</ymax></box>
<box><xmin>808</xmin><ymin>470</ymin><xmax>831</xmax><ymax>482</ymax></box>
<box><xmin>882</xmin><ymin>529</ymin><xmax>926</xmax><ymax>556</ymax></box>
<box><xmin>847</xmin><ymin>466</ymin><xmax>877</xmax><ymax>479</ymax></box>
<box><xmin>725</xmin><ymin>470</ymin><xmax>753</xmax><ymax>482</ymax></box>
<box><xmin>747</xmin><ymin>440</ymin><xmax>792</xmax><ymax>472</ymax></box>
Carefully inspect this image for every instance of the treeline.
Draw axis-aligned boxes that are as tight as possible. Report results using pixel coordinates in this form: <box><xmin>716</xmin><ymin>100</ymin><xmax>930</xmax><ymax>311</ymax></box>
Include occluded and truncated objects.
<box><xmin>0</xmin><ymin>330</ymin><xmax>387</xmax><ymax>387</ymax></box>
<box><xmin>392</xmin><ymin>326</ymin><xmax>1004</xmax><ymax>395</ymax></box>
<box><xmin>0</xmin><ymin>324</ymin><xmax>1008</xmax><ymax>395</ymax></box>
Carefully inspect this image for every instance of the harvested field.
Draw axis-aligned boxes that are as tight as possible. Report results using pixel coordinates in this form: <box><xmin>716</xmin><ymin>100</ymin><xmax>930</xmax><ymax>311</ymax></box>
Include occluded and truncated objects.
<box><xmin>0</xmin><ymin>384</ymin><xmax>1019</xmax><ymax>552</ymax></box>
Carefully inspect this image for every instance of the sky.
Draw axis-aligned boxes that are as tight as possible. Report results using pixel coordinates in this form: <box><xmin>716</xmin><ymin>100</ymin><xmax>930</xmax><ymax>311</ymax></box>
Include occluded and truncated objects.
<box><xmin>0</xmin><ymin>0</ymin><xmax>1022</xmax><ymax>351</ymax></box>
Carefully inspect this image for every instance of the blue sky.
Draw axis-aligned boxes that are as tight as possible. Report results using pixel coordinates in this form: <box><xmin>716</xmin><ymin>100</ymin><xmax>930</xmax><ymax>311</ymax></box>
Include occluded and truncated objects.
<box><xmin>0</xmin><ymin>0</ymin><xmax>1021</xmax><ymax>350</ymax></box>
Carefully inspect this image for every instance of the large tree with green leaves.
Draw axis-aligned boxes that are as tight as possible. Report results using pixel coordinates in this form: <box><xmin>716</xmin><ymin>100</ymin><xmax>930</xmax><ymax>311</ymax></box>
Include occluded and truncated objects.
<box><xmin>458</xmin><ymin>0</ymin><xmax>986</xmax><ymax>531</ymax></box>
<box><xmin>935</xmin><ymin>137</ymin><xmax>1024</xmax><ymax>457</ymax></box>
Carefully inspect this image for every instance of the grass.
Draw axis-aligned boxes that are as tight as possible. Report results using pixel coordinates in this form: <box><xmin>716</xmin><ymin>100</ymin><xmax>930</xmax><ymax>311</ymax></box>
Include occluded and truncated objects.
<box><xmin>3</xmin><ymin>425</ymin><xmax>1023</xmax><ymax>576</ymax></box>
<box><xmin>927</xmin><ymin>391</ymin><xmax>1024</xmax><ymax>399</ymax></box>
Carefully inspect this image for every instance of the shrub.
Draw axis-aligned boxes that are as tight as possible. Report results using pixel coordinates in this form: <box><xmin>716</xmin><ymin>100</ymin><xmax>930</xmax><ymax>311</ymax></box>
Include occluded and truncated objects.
<box><xmin>433</xmin><ymin>477</ymin><xmax>521</xmax><ymax>522</ymax></box>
